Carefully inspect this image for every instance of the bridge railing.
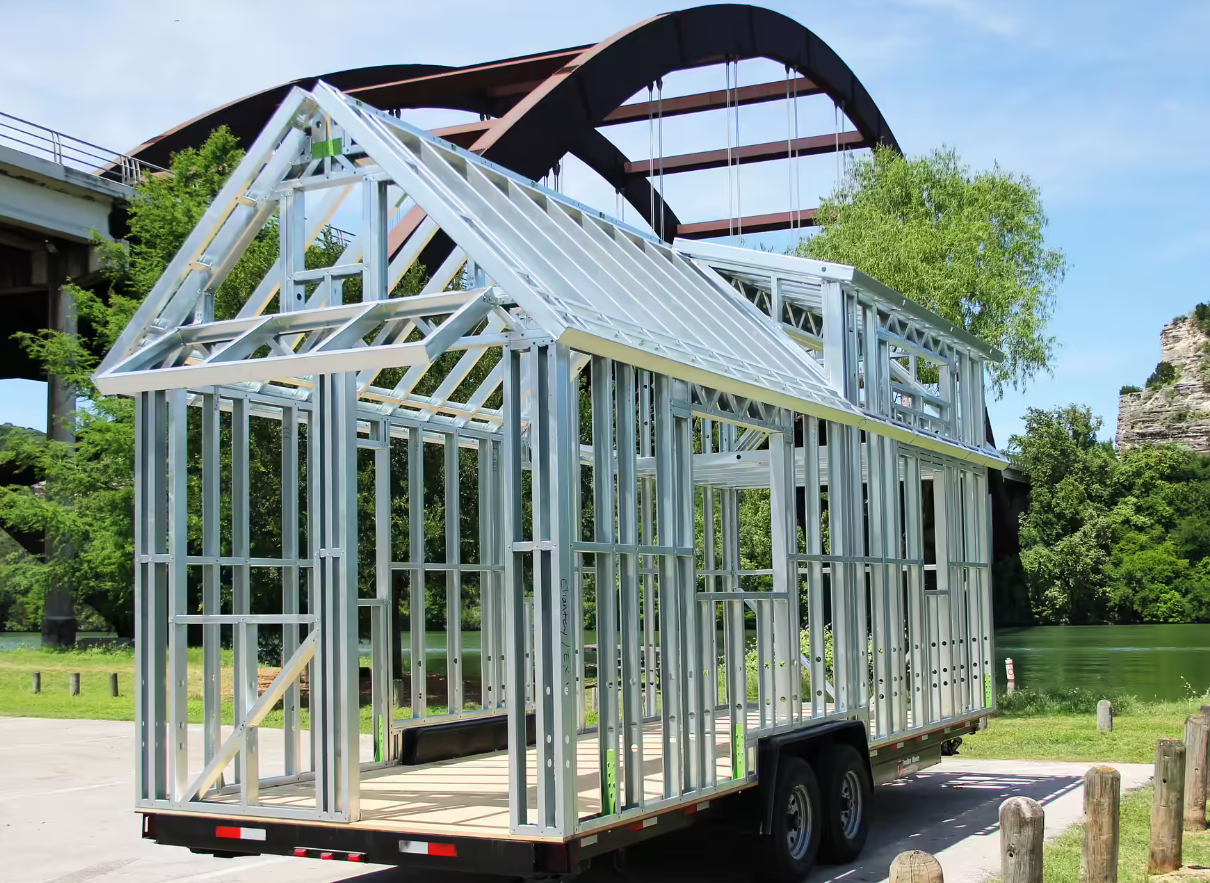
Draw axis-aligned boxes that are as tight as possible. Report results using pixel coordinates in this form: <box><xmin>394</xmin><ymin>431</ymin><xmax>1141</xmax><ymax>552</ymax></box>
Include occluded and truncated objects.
<box><xmin>0</xmin><ymin>111</ymin><xmax>168</xmax><ymax>186</ymax></box>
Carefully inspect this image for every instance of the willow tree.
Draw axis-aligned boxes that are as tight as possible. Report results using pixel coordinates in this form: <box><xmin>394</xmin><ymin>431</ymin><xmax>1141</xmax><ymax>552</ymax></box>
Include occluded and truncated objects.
<box><xmin>798</xmin><ymin>146</ymin><xmax>1066</xmax><ymax>395</ymax></box>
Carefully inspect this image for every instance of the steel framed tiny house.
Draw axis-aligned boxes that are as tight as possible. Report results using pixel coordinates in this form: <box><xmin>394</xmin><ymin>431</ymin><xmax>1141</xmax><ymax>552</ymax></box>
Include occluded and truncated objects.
<box><xmin>95</xmin><ymin>82</ymin><xmax>1004</xmax><ymax>876</ymax></box>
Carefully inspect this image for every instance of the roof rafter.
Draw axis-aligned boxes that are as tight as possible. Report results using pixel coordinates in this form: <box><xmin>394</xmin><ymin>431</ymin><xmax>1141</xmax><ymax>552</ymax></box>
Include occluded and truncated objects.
<box><xmin>94</xmin><ymin>81</ymin><xmax>1005</xmax><ymax>467</ymax></box>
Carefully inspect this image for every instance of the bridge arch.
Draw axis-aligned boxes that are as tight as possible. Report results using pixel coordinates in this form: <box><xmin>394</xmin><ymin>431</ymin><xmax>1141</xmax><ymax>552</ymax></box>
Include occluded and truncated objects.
<box><xmin>130</xmin><ymin>4</ymin><xmax>899</xmax><ymax>243</ymax></box>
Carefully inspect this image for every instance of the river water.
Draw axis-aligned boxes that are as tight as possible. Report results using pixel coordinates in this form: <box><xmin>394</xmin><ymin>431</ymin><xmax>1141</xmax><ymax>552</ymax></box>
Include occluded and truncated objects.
<box><xmin>7</xmin><ymin>625</ymin><xmax>1208</xmax><ymax>702</ymax></box>
<box><xmin>995</xmin><ymin>624</ymin><xmax>1210</xmax><ymax>701</ymax></box>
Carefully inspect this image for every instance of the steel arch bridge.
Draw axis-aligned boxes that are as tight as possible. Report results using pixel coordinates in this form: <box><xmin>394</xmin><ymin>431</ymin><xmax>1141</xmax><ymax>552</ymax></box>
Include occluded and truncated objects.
<box><xmin>129</xmin><ymin>4</ymin><xmax>899</xmax><ymax>256</ymax></box>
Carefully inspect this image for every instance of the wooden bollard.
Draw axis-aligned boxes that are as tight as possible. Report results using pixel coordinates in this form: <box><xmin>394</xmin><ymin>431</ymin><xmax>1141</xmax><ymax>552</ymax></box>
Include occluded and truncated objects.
<box><xmin>70</xmin><ymin>673</ymin><xmax>80</xmax><ymax>696</ymax></box>
<box><xmin>1001</xmin><ymin>796</ymin><xmax>1044</xmax><ymax>883</ymax></box>
<box><xmin>1097</xmin><ymin>700</ymin><xmax>1113</xmax><ymax>734</ymax></box>
<box><xmin>31</xmin><ymin>672</ymin><xmax>41</xmax><ymax>694</ymax></box>
<box><xmin>1081</xmin><ymin>765</ymin><xmax>1120</xmax><ymax>883</ymax></box>
<box><xmin>1148</xmin><ymin>738</ymin><xmax>1185</xmax><ymax>874</ymax></box>
<box><xmin>1201</xmin><ymin>705</ymin><xmax>1210</xmax><ymax>804</ymax></box>
<box><xmin>890</xmin><ymin>850</ymin><xmax>944</xmax><ymax>883</ymax></box>
<box><xmin>109</xmin><ymin>672</ymin><xmax>119</xmax><ymax>698</ymax></box>
<box><xmin>1185</xmin><ymin>714</ymin><xmax>1209</xmax><ymax>831</ymax></box>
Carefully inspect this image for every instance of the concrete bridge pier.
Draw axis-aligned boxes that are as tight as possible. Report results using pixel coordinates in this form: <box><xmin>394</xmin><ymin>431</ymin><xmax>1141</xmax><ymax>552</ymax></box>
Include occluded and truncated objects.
<box><xmin>40</xmin><ymin>242</ymin><xmax>87</xmax><ymax>646</ymax></box>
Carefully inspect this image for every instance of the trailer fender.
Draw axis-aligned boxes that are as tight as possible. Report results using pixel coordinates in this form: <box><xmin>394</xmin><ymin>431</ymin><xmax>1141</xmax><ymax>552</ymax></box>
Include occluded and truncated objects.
<box><xmin>755</xmin><ymin>720</ymin><xmax>870</xmax><ymax>836</ymax></box>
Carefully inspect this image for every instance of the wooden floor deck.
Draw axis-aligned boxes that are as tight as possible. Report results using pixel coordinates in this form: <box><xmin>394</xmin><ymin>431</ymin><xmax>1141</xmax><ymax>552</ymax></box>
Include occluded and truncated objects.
<box><xmin>206</xmin><ymin>704</ymin><xmax>978</xmax><ymax>840</ymax></box>
<box><xmin>224</xmin><ymin>713</ymin><xmax>749</xmax><ymax>839</ymax></box>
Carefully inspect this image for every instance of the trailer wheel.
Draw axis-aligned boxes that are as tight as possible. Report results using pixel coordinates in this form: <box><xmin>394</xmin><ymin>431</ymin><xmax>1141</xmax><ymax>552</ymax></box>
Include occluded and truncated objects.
<box><xmin>760</xmin><ymin>755</ymin><xmax>823</xmax><ymax>882</ymax></box>
<box><xmin>818</xmin><ymin>744</ymin><xmax>871</xmax><ymax>863</ymax></box>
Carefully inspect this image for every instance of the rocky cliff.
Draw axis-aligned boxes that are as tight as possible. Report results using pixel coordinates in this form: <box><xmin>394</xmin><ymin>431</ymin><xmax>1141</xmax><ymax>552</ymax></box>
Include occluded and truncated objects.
<box><xmin>1116</xmin><ymin>314</ymin><xmax>1210</xmax><ymax>454</ymax></box>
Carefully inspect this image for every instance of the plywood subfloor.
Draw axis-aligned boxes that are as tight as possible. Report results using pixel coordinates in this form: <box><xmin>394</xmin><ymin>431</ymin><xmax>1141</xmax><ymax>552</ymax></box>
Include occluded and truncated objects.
<box><xmin>211</xmin><ymin>704</ymin><xmax>979</xmax><ymax>840</ymax></box>
<box><xmin>233</xmin><ymin>713</ymin><xmax>752</xmax><ymax>839</ymax></box>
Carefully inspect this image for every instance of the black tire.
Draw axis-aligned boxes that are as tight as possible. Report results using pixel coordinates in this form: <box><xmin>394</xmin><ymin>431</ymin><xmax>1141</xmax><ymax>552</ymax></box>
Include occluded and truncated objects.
<box><xmin>817</xmin><ymin>743</ymin><xmax>872</xmax><ymax>863</ymax></box>
<box><xmin>760</xmin><ymin>756</ymin><xmax>823</xmax><ymax>883</ymax></box>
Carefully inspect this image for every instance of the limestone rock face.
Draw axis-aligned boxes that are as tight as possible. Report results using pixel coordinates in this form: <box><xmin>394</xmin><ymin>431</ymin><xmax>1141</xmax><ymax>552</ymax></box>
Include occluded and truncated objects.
<box><xmin>1116</xmin><ymin>315</ymin><xmax>1210</xmax><ymax>454</ymax></box>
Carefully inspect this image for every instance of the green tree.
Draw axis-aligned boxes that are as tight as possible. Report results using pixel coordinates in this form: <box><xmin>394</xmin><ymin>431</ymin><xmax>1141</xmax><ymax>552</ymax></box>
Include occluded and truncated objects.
<box><xmin>1011</xmin><ymin>403</ymin><xmax>1210</xmax><ymax>624</ymax></box>
<box><xmin>798</xmin><ymin>146</ymin><xmax>1066</xmax><ymax>394</ymax></box>
<box><xmin>0</xmin><ymin>129</ymin><xmax>269</xmax><ymax>635</ymax></box>
<box><xmin>0</xmin><ymin>128</ymin><xmax>406</xmax><ymax>637</ymax></box>
<box><xmin>1010</xmin><ymin>405</ymin><xmax>1116</xmax><ymax>623</ymax></box>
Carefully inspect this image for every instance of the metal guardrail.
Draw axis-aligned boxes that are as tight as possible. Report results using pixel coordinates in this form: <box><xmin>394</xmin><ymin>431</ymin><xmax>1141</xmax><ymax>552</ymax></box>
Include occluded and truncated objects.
<box><xmin>2</xmin><ymin>111</ymin><xmax>359</xmax><ymax>256</ymax></box>
<box><xmin>0</xmin><ymin>111</ymin><xmax>168</xmax><ymax>186</ymax></box>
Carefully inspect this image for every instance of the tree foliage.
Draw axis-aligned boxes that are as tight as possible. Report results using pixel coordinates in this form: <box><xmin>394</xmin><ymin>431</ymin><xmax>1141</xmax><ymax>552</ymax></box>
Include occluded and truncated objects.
<box><xmin>0</xmin><ymin>130</ymin><xmax>257</xmax><ymax>635</ymax></box>
<box><xmin>0</xmin><ymin>128</ymin><xmax>432</xmax><ymax>637</ymax></box>
<box><xmin>798</xmin><ymin>146</ymin><xmax>1066</xmax><ymax>395</ymax></box>
<box><xmin>1145</xmin><ymin>360</ymin><xmax>1178</xmax><ymax>389</ymax></box>
<box><xmin>1011</xmin><ymin>405</ymin><xmax>1210</xmax><ymax>624</ymax></box>
<box><xmin>1195</xmin><ymin>302</ymin><xmax>1210</xmax><ymax>337</ymax></box>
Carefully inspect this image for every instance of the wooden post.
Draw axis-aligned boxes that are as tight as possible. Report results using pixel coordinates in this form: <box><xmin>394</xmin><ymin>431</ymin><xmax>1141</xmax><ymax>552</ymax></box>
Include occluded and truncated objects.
<box><xmin>1097</xmin><ymin>700</ymin><xmax>1113</xmax><ymax>734</ymax></box>
<box><xmin>1081</xmin><ymin>765</ymin><xmax>1120</xmax><ymax>883</ymax></box>
<box><xmin>891</xmin><ymin>850</ymin><xmax>944</xmax><ymax>883</ymax></box>
<box><xmin>1149</xmin><ymin>738</ymin><xmax>1185</xmax><ymax>874</ymax></box>
<box><xmin>109</xmin><ymin>672</ymin><xmax>119</xmax><ymax>698</ymax></box>
<box><xmin>1185</xmin><ymin>715</ymin><xmax>1209</xmax><ymax>831</ymax></box>
<box><xmin>1201</xmin><ymin>705</ymin><xmax>1210</xmax><ymax>807</ymax></box>
<box><xmin>1005</xmin><ymin>657</ymin><xmax>1017</xmax><ymax>695</ymax></box>
<box><xmin>1001</xmin><ymin>796</ymin><xmax>1044</xmax><ymax>883</ymax></box>
<box><xmin>31</xmin><ymin>672</ymin><xmax>40</xmax><ymax>694</ymax></box>
<box><xmin>70</xmin><ymin>672</ymin><xmax>80</xmax><ymax>696</ymax></box>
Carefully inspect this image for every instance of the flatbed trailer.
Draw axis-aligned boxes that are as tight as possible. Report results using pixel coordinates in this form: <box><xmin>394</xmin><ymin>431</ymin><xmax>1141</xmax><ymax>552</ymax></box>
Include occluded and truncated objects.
<box><xmin>142</xmin><ymin>712</ymin><xmax>984</xmax><ymax>876</ymax></box>
<box><xmin>98</xmin><ymin>78</ymin><xmax>1003</xmax><ymax>882</ymax></box>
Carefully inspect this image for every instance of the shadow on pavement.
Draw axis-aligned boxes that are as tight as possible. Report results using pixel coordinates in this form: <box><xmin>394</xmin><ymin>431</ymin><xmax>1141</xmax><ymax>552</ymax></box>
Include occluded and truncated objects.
<box><xmin>333</xmin><ymin>769</ymin><xmax>1082</xmax><ymax>883</ymax></box>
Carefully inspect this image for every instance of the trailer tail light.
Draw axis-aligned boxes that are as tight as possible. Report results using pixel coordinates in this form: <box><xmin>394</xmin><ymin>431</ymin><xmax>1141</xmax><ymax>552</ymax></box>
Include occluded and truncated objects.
<box><xmin>399</xmin><ymin>839</ymin><xmax>458</xmax><ymax>857</ymax></box>
<box><xmin>293</xmin><ymin>847</ymin><xmax>365</xmax><ymax>862</ymax></box>
<box><xmin>215</xmin><ymin>825</ymin><xmax>266</xmax><ymax>842</ymax></box>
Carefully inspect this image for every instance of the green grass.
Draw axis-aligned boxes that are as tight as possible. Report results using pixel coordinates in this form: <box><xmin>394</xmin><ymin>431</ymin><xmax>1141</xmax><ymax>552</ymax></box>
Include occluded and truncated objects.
<box><xmin>1</xmin><ymin>646</ymin><xmax>140</xmax><ymax>721</ymax></box>
<box><xmin>963</xmin><ymin>688</ymin><xmax>1207</xmax><ymax>763</ymax></box>
<box><xmin>4</xmin><ymin>651</ymin><xmax>1205</xmax><ymax>765</ymax></box>
<box><xmin>0</xmin><ymin>646</ymin><xmax>395</xmax><ymax>733</ymax></box>
<box><xmin>1039</xmin><ymin>782</ymin><xmax>1210</xmax><ymax>883</ymax></box>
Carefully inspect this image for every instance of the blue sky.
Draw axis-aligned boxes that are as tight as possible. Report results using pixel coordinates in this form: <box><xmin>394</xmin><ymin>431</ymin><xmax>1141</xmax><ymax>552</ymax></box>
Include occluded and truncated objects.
<box><xmin>2</xmin><ymin>0</ymin><xmax>1207</xmax><ymax>444</ymax></box>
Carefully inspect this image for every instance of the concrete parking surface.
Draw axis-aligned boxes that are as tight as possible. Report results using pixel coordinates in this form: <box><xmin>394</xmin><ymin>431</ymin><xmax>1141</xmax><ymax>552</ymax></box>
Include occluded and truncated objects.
<box><xmin>0</xmin><ymin>717</ymin><xmax>1151</xmax><ymax>883</ymax></box>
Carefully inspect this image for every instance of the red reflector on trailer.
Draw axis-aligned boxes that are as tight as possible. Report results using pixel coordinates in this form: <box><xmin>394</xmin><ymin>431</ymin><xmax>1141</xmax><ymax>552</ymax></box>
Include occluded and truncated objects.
<box><xmin>293</xmin><ymin>847</ymin><xmax>366</xmax><ymax>862</ymax></box>
<box><xmin>630</xmin><ymin>817</ymin><xmax>658</xmax><ymax>832</ymax></box>
<box><xmin>215</xmin><ymin>825</ymin><xmax>266</xmax><ymax>841</ymax></box>
<box><xmin>399</xmin><ymin>840</ymin><xmax>458</xmax><ymax>857</ymax></box>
